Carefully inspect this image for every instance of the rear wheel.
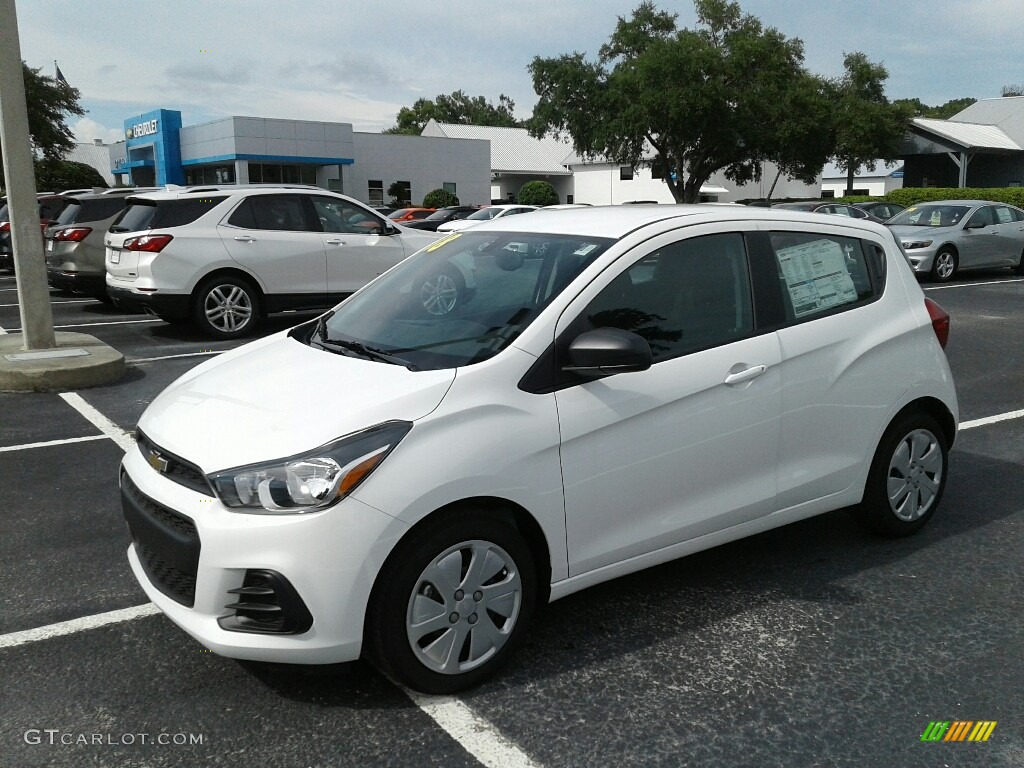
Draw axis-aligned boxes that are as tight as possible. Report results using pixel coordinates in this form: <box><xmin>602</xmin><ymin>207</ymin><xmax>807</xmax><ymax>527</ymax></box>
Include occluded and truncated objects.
<box><xmin>854</xmin><ymin>412</ymin><xmax>948</xmax><ymax>537</ymax></box>
<box><xmin>1014</xmin><ymin>248</ymin><xmax>1024</xmax><ymax>275</ymax></box>
<box><xmin>366</xmin><ymin>510</ymin><xmax>537</xmax><ymax>693</ymax></box>
<box><xmin>192</xmin><ymin>275</ymin><xmax>261</xmax><ymax>339</ymax></box>
<box><xmin>930</xmin><ymin>248</ymin><xmax>957</xmax><ymax>282</ymax></box>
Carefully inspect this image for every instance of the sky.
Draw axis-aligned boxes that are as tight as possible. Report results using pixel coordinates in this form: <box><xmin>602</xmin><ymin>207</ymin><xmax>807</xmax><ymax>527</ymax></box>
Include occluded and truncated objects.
<box><xmin>14</xmin><ymin>0</ymin><xmax>1024</xmax><ymax>145</ymax></box>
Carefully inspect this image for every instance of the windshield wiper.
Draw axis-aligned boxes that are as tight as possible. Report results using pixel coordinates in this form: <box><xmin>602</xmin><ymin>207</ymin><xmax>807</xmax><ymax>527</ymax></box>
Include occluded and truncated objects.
<box><xmin>313</xmin><ymin>320</ymin><xmax>419</xmax><ymax>370</ymax></box>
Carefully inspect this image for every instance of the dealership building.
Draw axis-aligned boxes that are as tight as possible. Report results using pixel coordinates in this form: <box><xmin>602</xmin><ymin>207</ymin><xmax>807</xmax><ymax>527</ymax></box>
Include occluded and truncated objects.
<box><xmin>109</xmin><ymin>108</ymin><xmax>491</xmax><ymax>206</ymax></box>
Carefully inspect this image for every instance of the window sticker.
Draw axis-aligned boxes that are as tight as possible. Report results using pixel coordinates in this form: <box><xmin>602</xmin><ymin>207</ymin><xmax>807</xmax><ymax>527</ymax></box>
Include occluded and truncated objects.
<box><xmin>574</xmin><ymin>243</ymin><xmax>598</xmax><ymax>256</ymax></box>
<box><xmin>425</xmin><ymin>232</ymin><xmax>462</xmax><ymax>252</ymax></box>
<box><xmin>776</xmin><ymin>239</ymin><xmax>859</xmax><ymax>318</ymax></box>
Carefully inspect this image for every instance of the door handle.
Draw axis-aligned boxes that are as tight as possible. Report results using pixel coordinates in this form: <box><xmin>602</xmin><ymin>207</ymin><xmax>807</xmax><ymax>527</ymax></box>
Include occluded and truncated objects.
<box><xmin>325</xmin><ymin>239</ymin><xmax>346</xmax><ymax>246</ymax></box>
<box><xmin>233</xmin><ymin>235</ymin><xmax>255</xmax><ymax>242</ymax></box>
<box><xmin>724</xmin><ymin>364</ymin><xmax>767</xmax><ymax>385</ymax></box>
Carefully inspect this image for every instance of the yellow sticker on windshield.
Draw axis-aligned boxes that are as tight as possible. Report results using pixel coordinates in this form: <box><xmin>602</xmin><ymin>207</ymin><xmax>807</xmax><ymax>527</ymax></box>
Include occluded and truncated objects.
<box><xmin>425</xmin><ymin>232</ymin><xmax>462</xmax><ymax>252</ymax></box>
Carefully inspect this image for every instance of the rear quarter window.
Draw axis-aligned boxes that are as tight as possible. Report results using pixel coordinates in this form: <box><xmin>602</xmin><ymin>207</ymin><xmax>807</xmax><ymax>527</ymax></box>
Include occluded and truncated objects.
<box><xmin>110</xmin><ymin>196</ymin><xmax>227</xmax><ymax>232</ymax></box>
<box><xmin>769</xmin><ymin>231</ymin><xmax>881</xmax><ymax>322</ymax></box>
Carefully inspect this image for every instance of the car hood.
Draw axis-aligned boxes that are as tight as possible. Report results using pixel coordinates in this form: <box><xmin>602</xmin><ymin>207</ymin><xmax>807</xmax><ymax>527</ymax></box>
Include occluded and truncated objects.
<box><xmin>138</xmin><ymin>333</ymin><xmax>456</xmax><ymax>473</ymax></box>
<box><xmin>888</xmin><ymin>224</ymin><xmax>958</xmax><ymax>240</ymax></box>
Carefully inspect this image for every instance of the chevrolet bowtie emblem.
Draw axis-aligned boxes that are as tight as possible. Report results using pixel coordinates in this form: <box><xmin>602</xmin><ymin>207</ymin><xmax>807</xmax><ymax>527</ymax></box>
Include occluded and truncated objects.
<box><xmin>146</xmin><ymin>449</ymin><xmax>169</xmax><ymax>473</ymax></box>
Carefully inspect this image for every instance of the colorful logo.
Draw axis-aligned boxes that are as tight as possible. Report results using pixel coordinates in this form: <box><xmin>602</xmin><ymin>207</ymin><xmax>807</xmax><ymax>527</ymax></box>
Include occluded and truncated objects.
<box><xmin>921</xmin><ymin>721</ymin><xmax>997</xmax><ymax>742</ymax></box>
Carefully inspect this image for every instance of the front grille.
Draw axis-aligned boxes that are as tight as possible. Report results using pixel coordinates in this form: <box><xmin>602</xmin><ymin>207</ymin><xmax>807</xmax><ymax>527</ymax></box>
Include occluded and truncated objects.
<box><xmin>136</xmin><ymin>430</ymin><xmax>213</xmax><ymax>496</ymax></box>
<box><xmin>121</xmin><ymin>471</ymin><xmax>201</xmax><ymax>607</ymax></box>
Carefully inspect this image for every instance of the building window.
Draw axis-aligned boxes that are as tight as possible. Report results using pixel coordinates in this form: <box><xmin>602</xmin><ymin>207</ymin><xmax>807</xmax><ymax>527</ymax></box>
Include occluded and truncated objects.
<box><xmin>248</xmin><ymin>163</ymin><xmax>315</xmax><ymax>185</ymax></box>
<box><xmin>567</xmin><ymin>195</ymin><xmax>574</xmax><ymax>204</ymax></box>
<box><xmin>620</xmin><ymin>166</ymin><xmax>634</xmax><ymax>180</ymax></box>
<box><xmin>820</xmin><ymin>190</ymin><xmax>836</xmax><ymax>198</ymax></box>
<box><xmin>368</xmin><ymin>180</ymin><xmax>384</xmax><ymax>205</ymax></box>
<box><xmin>507</xmin><ymin>192</ymin><xmax>515</xmax><ymax>202</ymax></box>
<box><xmin>389</xmin><ymin>180</ymin><xmax>412</xmax><ymax>205</ymax></box>
<box><xmin>185</xmin><ymin>164</ymin><xmax>236</xmax><ymax>185</ymax></box>
<box><xmin>442</xmin><ymin>182</ymin><xmax>457</xmax><ymax>195</ymax></box>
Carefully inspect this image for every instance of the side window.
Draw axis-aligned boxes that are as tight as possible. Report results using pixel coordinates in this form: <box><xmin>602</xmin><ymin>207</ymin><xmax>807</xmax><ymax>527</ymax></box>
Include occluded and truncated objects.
<box><xmin>965</xmin><ymin>206</ymin><xmax>995</xmax><ymax>228</ymax></box>
<box><xmin>311</xmin><ymin>197</ymin><xmax>383</xmax><ymax>234</ymax></box>
<box><xmin>769</xmin><ymin>232</ymin><xmax>875</xmax><ymax>321</ymax></box>
<box><xmin>994</xmin><ymin>205</ymin><xmax>1015</xmax><ymax>224</ymax></box>
<box><xmin>579</xmin><ymin>233</ymin><xmax>753</xmax><ymax>362</ymax></box>
<box><xmin>247</xmin><ymin>195</ymin><xmax>310</xmax><ymax>232</ymax></box>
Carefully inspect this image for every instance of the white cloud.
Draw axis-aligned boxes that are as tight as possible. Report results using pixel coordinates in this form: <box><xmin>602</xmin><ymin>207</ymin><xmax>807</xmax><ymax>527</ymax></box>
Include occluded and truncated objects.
<box><xmin>71</xmin><ymin>117</ymin><xmax>124</xmax><ymax>145</ymax></box>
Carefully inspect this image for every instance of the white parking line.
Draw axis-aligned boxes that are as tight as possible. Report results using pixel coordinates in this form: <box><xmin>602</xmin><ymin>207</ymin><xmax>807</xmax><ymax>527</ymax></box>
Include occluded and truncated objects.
<box><xmin>0</xmin><ymin>299</ymin><xmax>97</xmax><ymax>308</ymax></box>
<box><xmin>0</xmin><ymin>604</ymin><xmax>161</xmax><ymax>650</ymax></box>
<box><xmin>5</xmin><ymin>319</ymin><xmax>161</xmax><ymax>331</ymax></box>
<box><xmin>959</xmin><ymin>408</ymin><xmax>1024</xmax><ymax>431</ymax></box>
<box><xmin>58</xmin><ymin>392</ymin><xmax>135</xmax><ymax>452</ymax></box>
<box><xmin>405</xmin><ymin>689</ymin><xmax>543</xmax><ymax>768</ymax></box>
<box><xmin>0</xmin><ymin>434</ymin><xmax>108</xmax><ymax>453</ymax></box>
<box><xmin>924</xmin><ymin>277</ymin><xmax>1024</xmax><ymax>291</ymax></box>
<box><xmin>129</xmin><ymin>350</ymin><xmax>223</xmax><ymax>364</ymax></box>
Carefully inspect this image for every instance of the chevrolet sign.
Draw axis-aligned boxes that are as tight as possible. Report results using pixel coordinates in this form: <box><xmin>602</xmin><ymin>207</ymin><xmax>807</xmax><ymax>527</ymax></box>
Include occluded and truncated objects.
<box><xmin>128</xmin><ymin>119</ymin><xmax>158</xmax><ymax>139</ymax></box>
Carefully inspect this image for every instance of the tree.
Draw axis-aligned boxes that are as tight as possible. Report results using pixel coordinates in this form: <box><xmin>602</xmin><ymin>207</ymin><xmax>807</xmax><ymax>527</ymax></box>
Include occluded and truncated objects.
<box><xmin>516</xmin><ymin>180</ymin><xmax>559</xmax><ymax>206</ymax></box>
<box><xmin>422</xmin><ymin>188</ymin><xmax>459</xmax><ymax>207</ymax></box>
<box><xmin>384</xmin><ymin>90</ymin><xmax>520</xmax><ymax>135</ymax></box>
<box><xmin>34</xmin><ymin>159</ymin><xmax>107</xmax><ymax>191</ymax></box>
<box><xmin>528</xmin><ymin>1</ymin><xmax>830</xmax><ymax>203</ymax></box>
<box><xmin>1002</xmin><ymin>84</ymin><xmax>1024</xmax><ymax>97</ymax></box>
<box><xmin>828</xmin><ymin>52</ymin><xmax>911</xmax><ymax>195</ymax></box>
<box><xmin>387</xmin><ymin>180</ymin><xmax>411</xmax><ymax>206</ymax></box>
<box><xmin>892</xmin><ymin>97</ymin><xmax>976</xmax><ymax>119</ymax></box>
<box><xmin>0</xmin><ymin>62</ymin><xmax>84</xmax><ymax>188</ymax></box>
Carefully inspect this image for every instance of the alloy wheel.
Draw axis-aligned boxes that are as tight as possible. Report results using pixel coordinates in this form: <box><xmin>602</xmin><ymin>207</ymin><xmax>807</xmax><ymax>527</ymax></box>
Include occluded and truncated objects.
<box><xmin>204</xmin><ymin>284</ymin><xmax>253</xmax><ymax>333</ymax></box>
<box><xmin>887</xmin><ymin>428</ymin><xmax>943</xmax><ymax>522</ymax></box>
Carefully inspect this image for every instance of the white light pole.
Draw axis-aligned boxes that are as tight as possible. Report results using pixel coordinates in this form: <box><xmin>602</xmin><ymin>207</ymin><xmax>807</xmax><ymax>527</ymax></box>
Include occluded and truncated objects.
<box><xmin>0</xmin><ymin>0</ymin><xmax>57</xmax><ymax>350</ymax></box>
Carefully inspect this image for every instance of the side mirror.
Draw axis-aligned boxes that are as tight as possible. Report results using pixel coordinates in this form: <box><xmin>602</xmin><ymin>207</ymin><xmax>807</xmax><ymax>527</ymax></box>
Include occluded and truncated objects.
<box><xmin>563</xmin><ymin>328</ymin><xmax>652</xmax><ymax>378</ymax></box>
<box><xmin>383</xmin><ymin>222</ymin><xmax>398</xmax><ymax>235</ymax></box>
<box><xmin>963</xmin><ymin>220</ymin><xmax>986</xmax><ymax>230</ymax></box>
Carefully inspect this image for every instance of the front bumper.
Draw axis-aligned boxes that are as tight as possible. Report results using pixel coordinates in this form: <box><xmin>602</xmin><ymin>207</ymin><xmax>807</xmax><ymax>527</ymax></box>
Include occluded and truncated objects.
<box><xmin>901</xmin><ymin>246</ymin><xmax>938</xmax><ymax>274</ymax></box>
<box><xmin>120</xmin><ymin>445</ymin><xmax>409</xmax><ymax>664</ymax></box>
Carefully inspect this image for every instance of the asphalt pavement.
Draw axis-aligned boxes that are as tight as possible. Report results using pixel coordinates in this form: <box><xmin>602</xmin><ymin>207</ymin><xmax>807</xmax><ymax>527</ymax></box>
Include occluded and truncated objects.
<box><xmin>1</xmin><ymin>270</ymin><xmax>1022</xmax><ymax>768</ymax></box>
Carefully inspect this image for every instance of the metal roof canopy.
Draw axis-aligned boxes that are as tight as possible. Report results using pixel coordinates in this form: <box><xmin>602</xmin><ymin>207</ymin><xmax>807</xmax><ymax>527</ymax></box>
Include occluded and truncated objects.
<box><xmin>904</xmin><ymin>118</ymin><xmax>1023</xmax><ymax>188</ymax></box>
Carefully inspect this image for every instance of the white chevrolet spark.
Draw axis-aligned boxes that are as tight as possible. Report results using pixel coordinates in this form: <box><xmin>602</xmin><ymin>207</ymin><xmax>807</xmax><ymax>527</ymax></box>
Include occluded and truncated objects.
<box><xmin>121</xmin><ymin>206</ymin><xmax>958</xmax><ymax>693</ymax></box>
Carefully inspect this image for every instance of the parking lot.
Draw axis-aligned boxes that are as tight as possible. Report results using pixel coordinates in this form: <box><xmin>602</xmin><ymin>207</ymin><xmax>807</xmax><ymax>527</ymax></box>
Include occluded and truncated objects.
<box><xmin>1</xmin><ymin>269</ymin><xmax>1022</xmax><ymax>767</ymax></box>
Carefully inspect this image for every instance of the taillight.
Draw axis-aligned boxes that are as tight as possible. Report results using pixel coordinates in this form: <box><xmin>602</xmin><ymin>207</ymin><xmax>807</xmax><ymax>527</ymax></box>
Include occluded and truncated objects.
<box><xmin>55</xmin><ymin>227</ymin><xmax>92</xmax><ymax>242</ymax></box>
<box><xmin>123</xmin><ymin>234</ymin><xmax>173</xmax><ymax>252</ymax></box>
<box><xmin>925</xmin><ymin>297</ymin><xmax>950</xmax><ymax>349</ymax></box>
<box><xmin>0</xmin><ymin>222</ymin><xmax>9</xmax><ymax>233</ymax></box>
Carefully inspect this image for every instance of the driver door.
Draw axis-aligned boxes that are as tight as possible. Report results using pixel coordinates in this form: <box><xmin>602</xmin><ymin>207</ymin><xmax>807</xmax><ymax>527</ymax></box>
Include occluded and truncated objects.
<box><xmin>314</xmin><ymin>196</ymin><xmax>408</xmax><ymax>297</ymax></box>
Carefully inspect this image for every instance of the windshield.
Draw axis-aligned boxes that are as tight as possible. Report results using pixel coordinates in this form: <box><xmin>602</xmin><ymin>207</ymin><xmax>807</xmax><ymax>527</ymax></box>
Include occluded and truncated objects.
<box><xmin>425</xmin><ymin>209</ymin><xmax>460</xmax><ymax>221</ymax></box>
<box><xmin>467</xmin><ymin>208</ymin><xmax>500</xmax><ymax>221</ymax></box>
<box><xmin>317</xmin><ymin>230</ymin><xmax>613</xmax><ymax>370</ymax></box>
<box><xmin>888</xmin><ymin>204</ymin><xmax>971</xmax><ymax>227</ymax></box>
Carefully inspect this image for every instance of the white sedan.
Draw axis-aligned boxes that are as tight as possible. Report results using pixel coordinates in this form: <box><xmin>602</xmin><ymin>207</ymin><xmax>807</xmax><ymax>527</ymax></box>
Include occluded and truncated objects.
<box><xmin>435</xmin><ymin>204</ymin><xmax>538</xmax><ymax>232</ymax></box>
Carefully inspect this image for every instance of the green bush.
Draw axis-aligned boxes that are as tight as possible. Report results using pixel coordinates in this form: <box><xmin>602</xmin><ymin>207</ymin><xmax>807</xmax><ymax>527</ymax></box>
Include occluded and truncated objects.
<box><xmin>34</xmin><ymin>160</ymin><xmax>107</xmax><ymax>191</ymax></box>
<box><xmin>886</xmin><ymin>187</ymin><xmax>1024</xmax><ymax>207</ymax></box>
<box><xmin>422</xmin><ymin>188</ymin><xmax>459</xmax><ymax>208</ymax></box>
<box><xmin>516</xmin><ymin>180</ymin><xmax>559</xmax><ymax>206</ymax></box>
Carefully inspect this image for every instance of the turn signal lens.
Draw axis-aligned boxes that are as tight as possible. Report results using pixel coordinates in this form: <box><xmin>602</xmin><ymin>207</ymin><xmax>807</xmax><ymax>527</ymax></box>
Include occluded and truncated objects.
<box><xmin>55</xmin><ymin>227</ymin><xmax>92</xmax><ymax>242</ymax></box>
<box><xmin>124</xmin><ymin>234</ymin><xmax>173</xmax><ymax>252</ymax></box>
<box><xmin>925</xmin><ymin>298</ymin><xmax>950</xmax><ymax>349</ymax></box>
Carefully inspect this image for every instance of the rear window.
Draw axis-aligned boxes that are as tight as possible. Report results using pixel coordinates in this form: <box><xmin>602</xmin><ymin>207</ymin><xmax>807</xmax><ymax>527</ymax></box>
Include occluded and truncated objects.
<box><xmin>57</xmin><ymin>197</ymin><xmax>128</xmax><ymax>225</ymax></box>
<box><xmin>110</xmin><ymin>196</ymin><xmax>227</xmax><ymax>232</ymax></box>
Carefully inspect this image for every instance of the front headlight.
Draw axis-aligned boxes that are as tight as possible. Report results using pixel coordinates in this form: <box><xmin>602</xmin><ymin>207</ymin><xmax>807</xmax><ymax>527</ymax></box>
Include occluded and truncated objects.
<box><xmin>901</xmin><ymin>240</ymin><xmax>933</xmax><ymax>250</ymax></box>
<box><xmin>208</xmin><ymin>421</ymin><xmax>411</xmax><ymax>514</ymax></box>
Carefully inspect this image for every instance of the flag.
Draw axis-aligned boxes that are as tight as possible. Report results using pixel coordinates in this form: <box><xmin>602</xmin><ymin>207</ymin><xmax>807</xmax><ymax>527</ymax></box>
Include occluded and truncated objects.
<box><xmin>54</xmin><ymin>61</ymin><xmax>68</xmax><ymax>86</ymax></box>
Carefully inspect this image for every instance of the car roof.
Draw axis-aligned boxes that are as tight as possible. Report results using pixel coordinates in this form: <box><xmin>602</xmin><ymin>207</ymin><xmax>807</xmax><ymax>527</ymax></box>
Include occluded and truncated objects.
<box><xmin>471</xmin><ymin>203</ymin><xmax>895</xmax><ymax>240</ymax></box>
<box><xmin>122</xmin><ymin>184</ymin><xmax>336</xmax><ymax>202</ymax></box>
<box><xmin>906</xmin><ymin>199</ymin><xmax>1009</xmax><ymax>207</ymax></box>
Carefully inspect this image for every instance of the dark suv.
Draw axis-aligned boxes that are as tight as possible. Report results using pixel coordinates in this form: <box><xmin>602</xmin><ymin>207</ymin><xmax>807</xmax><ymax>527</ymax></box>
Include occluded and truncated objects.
<box><xmin>400</xmin><ymin>206</ymin><xmax>480</xmax><ymax>231</ymax></box>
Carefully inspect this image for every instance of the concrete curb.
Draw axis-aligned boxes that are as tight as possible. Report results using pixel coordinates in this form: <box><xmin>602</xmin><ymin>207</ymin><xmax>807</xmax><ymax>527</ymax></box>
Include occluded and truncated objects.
<box><xmin>0</xmin><ymin>332</ymin><xmax>126</xmax><ymax>392</ymax></box>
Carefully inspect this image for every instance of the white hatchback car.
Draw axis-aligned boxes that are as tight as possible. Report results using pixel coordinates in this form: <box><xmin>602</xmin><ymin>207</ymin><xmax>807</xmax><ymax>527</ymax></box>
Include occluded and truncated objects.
<box><xmin>120</xmin><ymin>206</ymin><xmax>957</xmax><ymax>693</ymax></box>
<box><xmin>104</xmin><ymin>185</ymin><xmax>439</xmax><ymax>338</ymax></box>
<box><xmin>435</xmin><ymin>204</ymin><xmax>538</xmax><ymax>233</ymax></box>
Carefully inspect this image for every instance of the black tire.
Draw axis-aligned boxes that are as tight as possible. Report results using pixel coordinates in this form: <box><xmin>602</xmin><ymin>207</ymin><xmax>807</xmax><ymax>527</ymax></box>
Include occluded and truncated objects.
<box><xmin>853</xmin><ymin>412</ymin><xmax>948</xmax><ymax>537</ymax></box>
<box><xmin>1014</xmin><ymin>248</ymin><xmax>1024</xmax><ymax>276</ymax></box>
<box><xmin>366</xmin><ymin>509</ymin><xmax>537</xmax><ymax>694</ymax></box>
<box><xmin>192</xmin><ymin>275</ymin><xmax>262</xmax><ymax>339</ymax></box>
<box><xmin>418</xmin><ymin>267</ymin><xmax>465</xmax><ymax>316</ymax></box>
<box><xmin>930</xmin><ymin>248</ymin><xmax>957</xmax><ymax>283</ymax></box>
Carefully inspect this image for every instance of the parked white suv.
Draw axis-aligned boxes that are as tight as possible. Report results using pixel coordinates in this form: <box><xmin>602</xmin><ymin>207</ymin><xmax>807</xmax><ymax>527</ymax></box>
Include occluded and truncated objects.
<box><xmin>104</xmin><ymin>185</ymin><xmax>439</xmax><ymax>338</ymax></box>
<box><xmin>120</xmin><ymin>205</ymin><xmax>957</xmax><ymax>693</ymax></box>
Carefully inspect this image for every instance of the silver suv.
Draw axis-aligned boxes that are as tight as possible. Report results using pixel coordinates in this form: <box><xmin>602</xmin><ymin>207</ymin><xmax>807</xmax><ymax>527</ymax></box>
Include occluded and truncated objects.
<box><xmin>104</xmin><ymin>186</ymin><xmax>440</xmax><ymax>338</ymax></box>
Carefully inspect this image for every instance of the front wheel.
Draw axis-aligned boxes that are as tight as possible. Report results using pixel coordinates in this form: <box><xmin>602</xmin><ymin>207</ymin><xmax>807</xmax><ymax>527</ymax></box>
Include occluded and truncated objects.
<box><xmin>192</xmin><ymin>275</ymin><xmax>261</xmax><ymax>339</ymax></box>
<box><xmin>366</xmin><ymin>510</ymin><xmax>537</xmax><ymax>693</ymax></box>
<box><xmin>1013</xmin><ymin>248</ymin><xmax>1024</xmax><ymax>275</ymax></box>
<box><xmin>853</xmin><ymin>413</ymin><xmax>949</xmax><ymax>537</ymax></box>
<box><xmin>930</xmin><ymin>248</ymin><xmax>957</xmax><ymax>282</ymax></box>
